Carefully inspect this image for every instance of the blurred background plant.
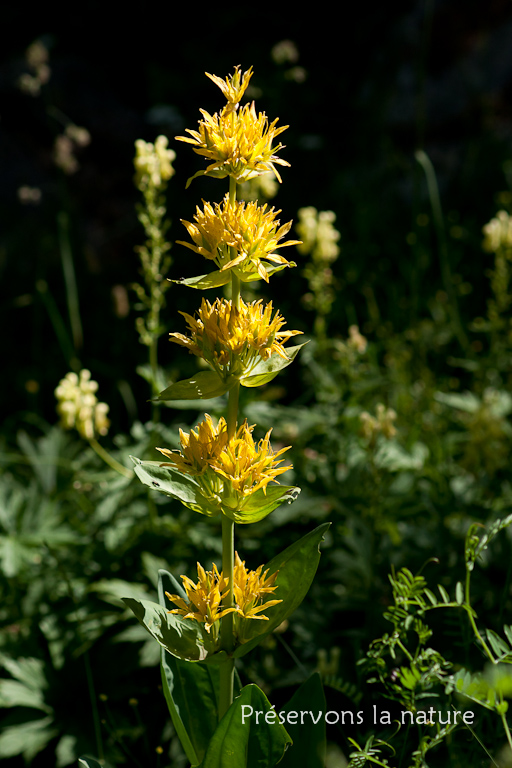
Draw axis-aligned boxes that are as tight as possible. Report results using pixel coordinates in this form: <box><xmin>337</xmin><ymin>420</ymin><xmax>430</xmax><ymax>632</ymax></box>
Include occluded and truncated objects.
<box><xmin>6</xmin><ymin>5</ymin><xmax>512</xmax><ymax>765</ymax></box>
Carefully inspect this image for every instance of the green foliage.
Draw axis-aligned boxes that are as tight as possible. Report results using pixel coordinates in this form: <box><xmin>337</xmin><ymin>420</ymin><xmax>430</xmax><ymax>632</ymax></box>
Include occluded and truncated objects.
<box><xmin>198</xmin><ymin>685</ymin><xmax>292</xmax><ymax>768</ymax></box>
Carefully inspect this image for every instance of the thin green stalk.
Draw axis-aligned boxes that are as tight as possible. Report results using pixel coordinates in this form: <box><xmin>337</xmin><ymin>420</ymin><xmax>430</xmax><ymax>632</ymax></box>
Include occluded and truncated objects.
<box><xmin>36</xmin><ymin>279</ymin><xmax>77</xmax><ymax>369</ymax></box>
<box><xmin>58</xmin><ymin>210</ymin><xmax>83</xmax><ymax>352</ymax></box>
<box><xmin>465</xmin><ymin>568</ymin><xmax>495</xmax><ymax>664</ymax></box>
<box><xmin>415</xmin><ymin>149</ymin><xmax>468</xmax><ymax>351</ymax></box>
<box><xmin>500</xmin><ymin>708</ymin><xmax>512</xmax><ymax>753</ymax></box>
<box><xmin>149</xmin><ymin>335</ymin><xmax>160</xmax><ymax>425</ymax></box>
<box><xmin>88</xmin><ymin>437</ymin><xmax>132</xmax><ymax>479</ymax></box>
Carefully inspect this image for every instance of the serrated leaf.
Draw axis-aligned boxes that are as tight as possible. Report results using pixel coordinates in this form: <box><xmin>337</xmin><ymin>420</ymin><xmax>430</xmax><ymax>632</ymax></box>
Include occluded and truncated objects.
<box><xmin>234</xmin><ymin>523</ymin><xmax>330</xmax><ymax>657</ymax></box>
<box><xmin>199</xmin><ymin>684</ymin><xmax>292</xmax><ymax>768</ymax></box>
<box><xmin>0</xmin><ymin>680</ymin><xmax>51</xmax><ymax>712</ymax></box>
<box><xmin>0</xmin><ymin>655</ymin><xmax>47</xmax><ymax>692</ymax></box>
<box><xmin>0</xmin><ymin>717</ymin><xmax>57</xmax><ymax>761</ymax></box>
<box><xmin>156</xmin><ymin>371</ymin><xmax>236</xmax><ymax>401</ymax></box>
<box><xmin>240</xmin><ymin>344</ymin><xmax>306</xmax><ymax>388</ymax></box>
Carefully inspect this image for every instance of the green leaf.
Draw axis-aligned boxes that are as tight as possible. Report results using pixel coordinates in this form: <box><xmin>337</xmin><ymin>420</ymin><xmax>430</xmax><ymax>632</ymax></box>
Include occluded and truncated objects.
<box><xmin>226</xmin><ymin>485</ymin><xmax>301</xmax><ymax>524</ymax></box>
<box><xmin>0</xmin><ymin>679</ymin><xmax>51</xmax><ymax>712</ymax></box>
<box><xmin>171</xmin><ymin>262</ymin><xmax>295</xmax><ymax>291</ymax></box>
<box><xmin>486</xmin><ymin>629</ymin><xmax>511</xmax><ymax>659</ymax></box>
<box><xmin>237</xmin><ymin>262</ymin><xmax>296</xmax><ymax>283</ymax></box>
<box><xmin>0</xmin><ymin>717</ymin><xmax>57</xmax><ymax>761</ymax></box>
<box><xmin>161</xmin><ymin>650</ymin><xmax>227</xmax><ymax>767</ymax></box>
<box><xmin>424</xmin><ymin>589</ymin><xmax>438</xmax><ymax>606</ymax></box>
<box><xmin>170</xmin><ymin>271</ymin><xmax>232</xmax><ymax>290</ymax></box>
<box><xmin>78</xmin><ymin>758</ymin><xmax>104</xmax><ymax>768</ymax></box>
<box><xmin>156</xmin><ymin>567</ymin><xmax>218</xmax><ymax>765</ymax></box>
<box><xmin>0</xmin><ymin>654</ymin><xmax>47</xmax><ymax>692</ymax></box>
<box><xmin>155</xmin><ymin>371</ymin><xmax>236</xmax><ymax>401</ymax></box>
<box><xmin>199</xmin><ymin>684</ymin><xmax>292</xmax><ymax>768</ymax></box>
<box><xmin>278</xmin><ymin>674</ymin><xmax>326</xmax><ymax>768</ymax></box>
<box><xmin>156</xmin><ymin>568</ymin><xmax>244</xmax><ymax>763</ymax></box>
<box><xmin>122</xmin><ymin>597</ymin><xmax>213</xmax><ymax>661</ymax></box>
<box><xmin>455</xmin><ymin>582</ymin><xmax>464</xmax><ymax>605</ymax></box>
<box><xmin>437</xmin><ymin>585</ymin><xmax>450</xmax><ymax>604</ymax></box>
<box><xmin>240</xmin><ymin>344</ymin><xmax>306</xmax><ymax>388</ymax></box>
<box><xmin>130</xmin><ymin>458</ymin><xmax>221</xmax><ymax>517</ymax></box>
<box><xmin>504</xmin><ymin>625</ymin><xmax>512</xmax><ymax>647</ymax></box>
<box><xmin>234</xmin><ymin>523</ymin><xmax>330</xmax><ymax>657</ymax></box>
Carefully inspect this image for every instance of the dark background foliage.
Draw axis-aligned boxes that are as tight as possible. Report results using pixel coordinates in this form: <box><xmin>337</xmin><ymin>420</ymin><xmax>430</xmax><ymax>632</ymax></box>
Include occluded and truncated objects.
<box><xmin>4</xmin><ymin>3</ymin><xmax>512</xmax><ymax>766</ymax></box>
<box><xmin>3</xmin><ymin>1</ymin><xmax>512</xmax><ymax>434</ymax></box>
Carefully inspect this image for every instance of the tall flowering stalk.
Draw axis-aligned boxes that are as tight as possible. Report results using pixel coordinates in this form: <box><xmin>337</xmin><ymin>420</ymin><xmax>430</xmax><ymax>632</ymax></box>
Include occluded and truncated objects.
<box><xmin>124</xmin><ymin>67</ymin><xmax>329</xmax><ymax>766</ymax></box>
<box><xmin>132</xmin><ymin>136</ymin><xmax>175</xmax><ymax>414</ymax></box>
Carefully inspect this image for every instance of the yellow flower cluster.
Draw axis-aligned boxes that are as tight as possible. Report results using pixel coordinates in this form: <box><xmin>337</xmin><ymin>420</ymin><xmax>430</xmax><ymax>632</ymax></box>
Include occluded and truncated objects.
<box><xmin>134</xmin><ymin>135</ymin><xmax>176</xmax><ymax>189</ymax></box>
<box><xmin>170</xmin><ymin>297</ymin><xmax>301</xmax><ymax>376</ymax></box>
<box><xmin>165</xmin><ymin>553</ymin><xmax>281</xmax><ymax>643</ymax></box>
<box><xmin>157</xmin><ymin>414</ymin><xmax>290</xmax><ymax>503</ymax></box>
<box><xmin>176</xmin><ymin>66</ymin><xmax>289</xmax><ymax>184</ymax></box>
<box><xmin>55</xmin><ymin>370</ymin><xmax>110</xmax><ymax>440</ymax></box>
<box><xmin>177</xmin><ymin>194</ymin><xmax>299</xmax><ymax>282</ymax></box>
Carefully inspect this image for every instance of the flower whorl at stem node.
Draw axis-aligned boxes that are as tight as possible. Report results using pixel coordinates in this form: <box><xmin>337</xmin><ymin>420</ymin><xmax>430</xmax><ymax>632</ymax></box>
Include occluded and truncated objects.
<box><xmin>176</xmin><ymin>65</ymin><xmax>289</xmax><ymax>185</ymax></box>
<box><xmin>156</xmin><ymin>414</ymin><xmax>292</xmax><ymax>516</ymax></box>
<box><xmin>165</xmin><ymin>552</ymin><xmax>282</xmax><ymax>646</ymax></box>
<box><xmin>169</xmin><ymin>297</ymin><xmax>302</xmax><ymax>378</ymax></box>
<box><xmin>177</xmin><ymin>194</ymin><xmax>300</xmax><ymax>282</ymax></box>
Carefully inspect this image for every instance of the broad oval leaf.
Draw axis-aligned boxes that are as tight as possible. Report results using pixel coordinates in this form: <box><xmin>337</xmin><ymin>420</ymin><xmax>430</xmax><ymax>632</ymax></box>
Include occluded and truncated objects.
<box><xmin>199</xmin><ymin>684</ymin><xmax>292</xmax><ymax>768</ymax></box>
<box><xmin>170</xmin><ymin>271</ymin><xmax>231</xmax><ymax>290</ymax></box>
<box><xmin>234</xmin><ymin>522</ymin><xmax>330</xmax><ymax>657</ymax></box>
<box><xmin>155</xmin><ymin>371</ymin><xmax>235</xmax><ymax>401</ymax></box>
<box><xmin>279</xmin><ymin>674</ymin><xmax>326</xmax><ymax>768</ymax></box>
<box><xmin>171</xmin><ymin>262</ymin><xmax>296</xmax><ymax>291</ymax></box>
<box><xmin>226</xmin><ymin>485</ymin><xmax>301</xmax><ymax>524</ymax></box>
<box><xmin>130</xmin><ymin>458</ymin><xmax>221</xmax><ymax>517</ymax></box>
<box><xmin>241</xmin><ymin>344</ymin><xmax>306</xmax><ymax>388</ymax></box>
<box><xmin>122</xmin><ymin>597</ymin><xmax>211</xmax><ymax>661</ymax></box>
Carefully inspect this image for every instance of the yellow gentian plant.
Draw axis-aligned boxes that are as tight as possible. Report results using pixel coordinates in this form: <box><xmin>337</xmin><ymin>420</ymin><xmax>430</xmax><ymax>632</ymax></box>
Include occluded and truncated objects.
<box><xmin>124</xmin><ymin>67</ymin><xmax>329</xmax><ymax>768</ymax></box>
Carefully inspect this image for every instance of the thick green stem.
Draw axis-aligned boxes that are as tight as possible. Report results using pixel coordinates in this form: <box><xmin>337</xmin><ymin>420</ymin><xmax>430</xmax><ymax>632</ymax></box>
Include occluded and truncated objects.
<box><xmin>219</xmin><ymin>514</ymin><xmax>235</xmax><ymax>720</ymax></box>
<box><xmin>218</xmin><ymin>187</ymin><xmax>240</xmax><ymax>721</ymax></box>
